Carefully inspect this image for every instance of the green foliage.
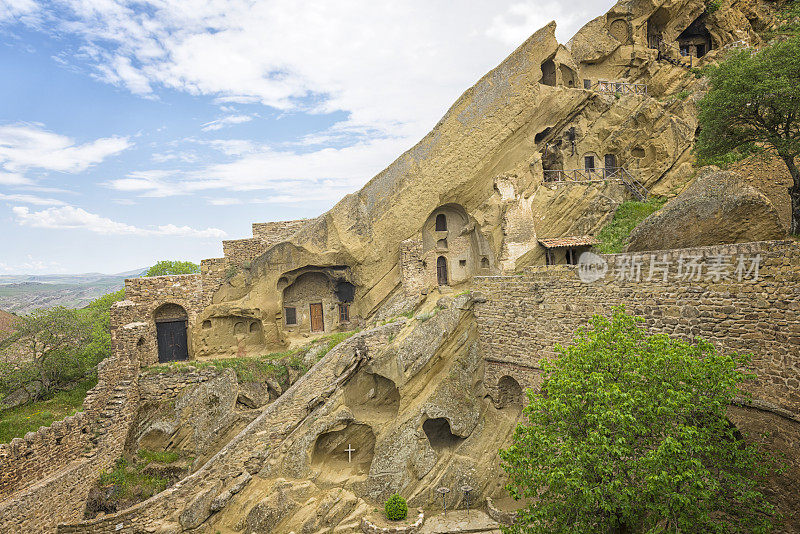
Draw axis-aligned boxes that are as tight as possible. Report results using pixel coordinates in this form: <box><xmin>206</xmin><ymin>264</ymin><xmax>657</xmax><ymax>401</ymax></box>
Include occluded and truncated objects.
<box><xmin>415</xmin><ymin>310</ymin><xmax>437</xmax><ymax>322</ymax></box>
<box><xmin>698</xmin><ymin>143</ymin><xmax>763</xmax><ymax>169</ymax></box>
<box><xmin>0</xmin><ymin>378</ymin><xmax>96</xmax><ymax>443</ymax></box>
<box><xmin>594</xmin><ymin>198</ymin><xmax>666</xmax><ymax>253</ymax></box>
<box><xmin>695</xmin><ymin>38</ymin><xmax>800</xmax><ymax>177</ymax></box>
<box><xmin>768</xmin><ymin>1</ymin><xmax>800</xmax><ymax>37</ymax></box>
<box><xmin>384</xmin><ymin>493</ymin><xmax>408</xmax><ymax>521</ymax></box>
<box><xmin>224</xmin><ymin>265</ymin><xmax>239</xmax><ymax>281</ymax></box>
<box><xmin>500</xmin><ymin>308</ymin><xmax>780</xmax><ymax>534</ymax></box>
<box><xmin>98</xmin><ymin>457</ymin><xmax>169</xmax><ymax>501</ymax></box>
<box><xmin>705</xmin><ymin>0</ymin><xmax>722</xmax><ymax>14</ymax></box>
<box><xmin>144</xmin><ymin>260</ymin><xmax>200</xmax><ymax>277</ymax></box>
<box><xmin>137</xmin><ymin>449</ymin><xmax>181</xmax><ymax>464</ymax></box>
<box><xmin>676</xmin><ymin>90</ymin><xmax>691</xmax><ymax>100</ymax></box>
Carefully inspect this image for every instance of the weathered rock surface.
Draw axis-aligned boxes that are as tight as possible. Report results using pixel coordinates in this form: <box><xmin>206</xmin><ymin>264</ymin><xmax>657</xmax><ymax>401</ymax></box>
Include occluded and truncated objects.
<box><xmin>626</xmin><ymin>167</ymin><xmax>786</xmax><ymax>252</ymax></box>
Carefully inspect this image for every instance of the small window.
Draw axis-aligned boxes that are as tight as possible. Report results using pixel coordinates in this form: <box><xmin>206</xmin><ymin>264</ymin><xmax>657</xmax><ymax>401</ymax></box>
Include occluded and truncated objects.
<box><xmin>284</xmin><ymin>307</ymin><xmax>297</xmax><ymax>326</ymax></box>
<box><xmin>584</xmin><ymin>156</ymin><xmax>596</xmax><ymax>172</ymax></box>
<box><xmin>459</xmin><ymin>259</ymin><xmax>467</xmax><ymax>267</ymax></box>
<box><xmin>202</xmin><ymin>320</ymin><xmax>212</xmax><ymax>329</ymax></box>
<box><xmin>481</xmin><ymin>257</ymin><xmax>490</xmax><ymax>269</ymax></box>
<box><xmin>338</xmin><ymin>303</ymin><xmax>350</xmax><ymax>323</ymax></box>
<box><xmin>435</xmin><ymin>213</ymin><xmax>447</xmax><ymax>231</ymax></box>
<box><xmin>249</xmin><ymin>322</ymin><xmax>259</xmax><ymax>333</ymax></box>
<box><xmin>234</xmin><ymin>321</ymin><xmax>246</xmax><ymax>335</ymax></box>
<box><xmin>437</xmin><ymin>238</ymin><xmax>448</xmax><ymax>249</ymax></box>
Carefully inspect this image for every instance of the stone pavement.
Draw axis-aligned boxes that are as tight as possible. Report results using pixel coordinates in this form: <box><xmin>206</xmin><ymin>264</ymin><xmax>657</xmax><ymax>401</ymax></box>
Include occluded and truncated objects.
<box><xmin>419</xmin><ymin>510</ymin><xmax>502</xmax><ymax>534</ymax></box>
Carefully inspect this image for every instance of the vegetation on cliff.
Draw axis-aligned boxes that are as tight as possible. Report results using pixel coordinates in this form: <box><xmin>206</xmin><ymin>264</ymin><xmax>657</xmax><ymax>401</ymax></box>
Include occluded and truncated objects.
<box><xmin>696</xmin><ymin>36</ymin><xmax>800</xmax><ymax>235</ymax></box>
<box><xmin>500</xmin><ymin>309</ymin><xmax>780</xmax><ymax>534</ymax></box>
<box><xmin>594</xmin><ymin>199</ymin><xmax>665</xmax><ymax>253</ymax></box>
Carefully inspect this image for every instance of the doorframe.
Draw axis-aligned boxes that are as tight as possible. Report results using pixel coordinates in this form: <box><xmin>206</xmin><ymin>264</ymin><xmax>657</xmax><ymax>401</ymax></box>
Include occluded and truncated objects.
<box><xmin>155</xmin><ymin>319</ymin><xmax>190</xmax><ymax>363</ymax></box>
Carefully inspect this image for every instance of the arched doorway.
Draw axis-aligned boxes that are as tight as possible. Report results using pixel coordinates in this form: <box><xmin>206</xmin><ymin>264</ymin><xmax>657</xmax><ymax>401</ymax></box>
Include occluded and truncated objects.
<box><xmin>154</xmin><ymin>303</ymin><xmax>189</xmax><ymax>363</ymax></box>
<box><xmin>497</xmin><ymin>375</ymin><xmax>524</xmax><ymax>412</ymax></box>
<box><xmin>436</xmin><ymin>256</ymin><xmax>448</xmax><ymax>286</ymax></box>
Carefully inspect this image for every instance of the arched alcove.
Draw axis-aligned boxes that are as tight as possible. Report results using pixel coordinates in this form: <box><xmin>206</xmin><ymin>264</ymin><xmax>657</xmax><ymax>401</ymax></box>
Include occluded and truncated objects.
<box><xmin>311</xmin><ymin>423</ymin><xmax>376</xmax><ymax>484</ymax></box>
<box><xmin>497</xmin><ymin>376</ymin><xmax>524</xmax><ymax>413</ymax></box>
<box><xmin>609</xmin><ymin>18</ymin><xmax>629</xmax><ymax>43</ymax></box>
<box><xmin>540</xmin><ymin>58</ymin><xmax>556</xmax><ymax>86</ymax></box>
<box><xmin>423</xmin><ymin>417</ymin><xmax>465</xmax><ymax>451</ymax></box>
<box><xmin>343</xmin><ymin>371</ymin><xmax>400</xmax><ymax>419</ymax></box>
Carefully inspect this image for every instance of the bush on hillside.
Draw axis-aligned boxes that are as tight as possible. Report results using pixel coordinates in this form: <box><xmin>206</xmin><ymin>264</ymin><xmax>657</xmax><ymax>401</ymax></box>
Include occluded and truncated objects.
<box><xmin>384</xmin><ymin>493</ymin><xmax>408</xmax><ymax>521</ymax></box>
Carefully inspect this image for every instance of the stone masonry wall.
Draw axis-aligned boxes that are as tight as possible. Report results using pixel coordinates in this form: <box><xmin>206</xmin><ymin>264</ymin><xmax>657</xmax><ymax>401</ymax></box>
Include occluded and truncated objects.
<box><xmin>474</xmin><ymin>240</ymin><xmax>800</xmax><ymax>416</ymax></box>
<box><xmin>400</xmin><ymin>238</ymin><xmax>425</xmax><ymax>296</ymax></box>
<box><xmin>223</xmin><ymin>219</ymin><xmax>309</xmax><ymax>267</ymax></box>
<box><xmin>0</xmin><ymin>319</ymin><xmax>143</xmax><ymax>533</ymax></box>
<box><xmin>138</xmin><ymin>367</ymin><xmax>223</xmax><ymax>405</ymax></box>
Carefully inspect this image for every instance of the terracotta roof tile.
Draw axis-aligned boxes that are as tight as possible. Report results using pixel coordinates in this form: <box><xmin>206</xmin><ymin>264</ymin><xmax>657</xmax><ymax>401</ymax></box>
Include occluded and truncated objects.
<box><xmin>538</xmin><ymin>235</ymin><xmax>599</xmax><ymax>248</ymax></box>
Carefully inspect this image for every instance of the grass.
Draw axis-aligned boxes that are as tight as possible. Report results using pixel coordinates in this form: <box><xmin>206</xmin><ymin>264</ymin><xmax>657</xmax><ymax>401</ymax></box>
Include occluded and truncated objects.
<box><xmin>0</xmin><ymin>378</ymin><xmax>96</xmax><ymax>444</ymax></box>
<box><xmin>98</xmin><ymin>457</ymin><xmax>169</xmax><ymax>502</ymax></box>
<box><xmin>144</xmin><ymin>330</ymin><xmax>358</xmax><ymax>383</ymax></box>
<box><xmin>137</xmin><ymin>449</ymin><xmax>181</xmax><ymax>464</ymax></box>
<box><xmin>595</xmin><ymin>198</ymin><xmax>667</xmax><ymax>254</ymax></box>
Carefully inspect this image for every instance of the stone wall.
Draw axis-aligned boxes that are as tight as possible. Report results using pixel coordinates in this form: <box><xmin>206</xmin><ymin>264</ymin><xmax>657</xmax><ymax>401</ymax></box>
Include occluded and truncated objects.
<box><xmin>474</xmin><ymin>240</ymin><xmax>800</xmax><ymax>415</ymax></box>
<box><xmin>251</xmin><ymin>219</ymin><xmax>308</xmax><ymax>243</ymax></box>
<box><xmin>0</xmin><ymin>321</ymin><xmax>143</xmax><ymax>533</ymax></box>
<box><xmin>222</xmin><ymin>219</ymin><xmax>309</xmax><ymax>267</ymax></box>
<box><xmin>118</xmin><ymin>274</ymin><xmax>207</xmax><ymax>366</ymax></box>
<box><xmin>138</xmin><ymin>367</ymin><xmax>223</xmax><ymax>405</ymax></box>
<box><xmin>400</xmin><ymin>238</ymin><xmax>425</xmax><ymax>296</ymax></box>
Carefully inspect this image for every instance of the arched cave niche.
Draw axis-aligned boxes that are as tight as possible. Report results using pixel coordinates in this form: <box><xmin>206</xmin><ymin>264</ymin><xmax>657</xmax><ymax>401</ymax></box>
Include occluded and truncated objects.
<box><xmin>497</xmin><ymin>376</ymin><xmax>524</xmax><ymax>415</ymax></box>
<box><xmin>609</xmin><ymin>18</ymin><xmax>629</xmax><ymax>43</ymax></box>
<box><xmin>534</xmin><ymin>127</ymin><xmax>552</xmax><ymax>145</ymax></box>
<box><xmin>311</xmin><ymin>423</ymin><xmax>376</xmax><ymax>484</ymax></box>
<box><xmin>677</xmin><ymin>13</ymin><xmax>713</xmax><ymax>58</ymax></box>
<box><xmin>647</xmin><ymin>7</ymin><xmax>670</xmax><ymax>48</ymax></box>
<box><xmin>540</xmin><ymin>57</ymin><xmax>556</xmax><ymax>86</ymax></box>
<box><xmin>423</xmin><ymin>417</ymin><xmax>465</xmax><ymax>452</ymax></box>
<box><xmin>343</xmin><ymin>371</ymin><xmax>400</xmax><ymax>420</ymax></box>
<box><xmin>558</xmin><ymin>64</ymin><xmax>578</xmax><ymax>88</ymax></box>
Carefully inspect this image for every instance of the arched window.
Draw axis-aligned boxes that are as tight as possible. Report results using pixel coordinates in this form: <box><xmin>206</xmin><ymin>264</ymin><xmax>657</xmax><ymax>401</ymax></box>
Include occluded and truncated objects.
<box><xmin>437</xmin><ymin>256</ymin><xmax>448</xmax><ymax>286</ymax></box>
<box><xmin>435</xmin><ymin>213</ymin><xmax>447</xmax><ymax>231</ymax></box>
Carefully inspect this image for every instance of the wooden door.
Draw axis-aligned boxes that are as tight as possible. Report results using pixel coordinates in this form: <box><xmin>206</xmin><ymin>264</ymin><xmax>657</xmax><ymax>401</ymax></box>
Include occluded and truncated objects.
<box><xmin>156</xmin><ymin>320</ymin><xmax>189</xmax><ymax>363</ymax></box>
<box><xmin>437</xmin><ymin>256</ymin><xmax>448</xmax><ymax>286</ymax></box>
<box><xmin>310</xmin><ymin>303</ymin><xmax>324</xmax><ymax>332</ymax></box>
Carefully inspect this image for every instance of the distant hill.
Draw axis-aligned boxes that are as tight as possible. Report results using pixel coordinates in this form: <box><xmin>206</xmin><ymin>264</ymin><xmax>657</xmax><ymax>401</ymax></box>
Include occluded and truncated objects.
<box><xmin>0</xmin><ymin>309</ymin><xmax>15</xmax><ymax>339</ymax></box>
<box><xmin>0</xmin><ymin>269</ymin><xmax>146</xmax><ymax>315</ymax></box>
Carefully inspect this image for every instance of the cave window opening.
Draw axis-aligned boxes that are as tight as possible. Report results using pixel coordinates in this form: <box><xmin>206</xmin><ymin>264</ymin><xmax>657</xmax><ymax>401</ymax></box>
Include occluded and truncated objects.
<box><xmin>435</xmin><ymin>213</ymin><xmax>447</xmax><ymax>232</ymax></box>
<box><xmin>459</xmin><ymin>259</ymin><xmax>467</xmax><ymax>267</ymax></box>
<box><xmin>584</xmin><ymin>155</ymin><xmax>596</xmax><ymax>173</ymax></box>
<box><xmin>540</xmin><ymin>58</ymin><xmax>556</xmax><ymax>86</ymax></box>
<box><xmin>284</xmin><ymin>307</ymin><xmax>297</xmax><ymax>326</ymax></box>
<box><xmin>202</xmin><ymin>320</ymin><xmax>211</xmax><ymax>329</ymax></box>
<box><xmin>249</xmin><ymin>322</ymin><xmax>260</xmax><ymax>333</ymax></box>
<box><xmin>423</xmin><ymin>418</ymin><xmax>465</xmax><ymax>450</ymax></box>
<box><xmin>437</xmin><ymin>238</ymin><xmax>448</xmax><ymax>250</ymax></box>
<box><xmin>481</xmin><ymin>257</ymin><xmax>490</xmax><ymax>269</ymax></box>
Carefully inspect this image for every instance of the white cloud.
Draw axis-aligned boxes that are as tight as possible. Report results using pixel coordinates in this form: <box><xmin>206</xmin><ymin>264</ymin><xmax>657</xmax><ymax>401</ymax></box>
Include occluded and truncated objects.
<box><xmin>106</xmin><ymin>135</ymin><xmax>409</xmax><ymax>201</ymax></box>
<box><xmin>12</xmin><ymin>205</ymin><xmax>226</xmax><ymax>238</ymax></box>
<box><xmin>0</xmin><ymin>0</ymin><xmax>38</xmax><ymax>22</ymax></box>
<box><xmin>200</xmin><ymin>114</ymin><xmax>254</xmax><ymax>132</ymax></box>
<box><xmin>0</xmin><ymin>123</ymin><xmax>132</xmax><ymax>184</ymax></box>
<box><xmin>0</xmin><ymin>192</ymin><xmax>65</xmax><ymax>205</ymax></box>
<box><xmin>17</xmin><ymin>1</ymin><xmax>614</xmax><ymax>142</ymax></box>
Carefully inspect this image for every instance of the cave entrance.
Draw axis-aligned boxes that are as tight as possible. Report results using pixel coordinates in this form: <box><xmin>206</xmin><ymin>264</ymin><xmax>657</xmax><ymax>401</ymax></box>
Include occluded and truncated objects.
<box><xmin>311</xmin><ymin>423</ymin><xmax>376</xmax><ymax>484</ymax></box>
<box><xmin>423</xmin><ymin>418</ymin><xmax>465</xmax><ymax>451</ymax></box>
<box><xmin>343</xmin><ymin>371</ymin><xmax>400</xmax><ymax>420</ymax></box>
<box><xmin>540</xmin><ymin>57</ymin><xmax>556</xmax><ymax>86</ymax></box>
<box><xmin>497</xmin><ymin>376</ymin><xmax>524</xmax><ymax>415</ymax></box>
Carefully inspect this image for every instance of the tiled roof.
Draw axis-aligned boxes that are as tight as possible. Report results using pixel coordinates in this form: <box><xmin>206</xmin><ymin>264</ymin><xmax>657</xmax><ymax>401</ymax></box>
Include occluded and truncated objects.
<box><xmin>538</xmin><ymin>235</ymin><xmax>599</xmax><ymax>248</ymax></box>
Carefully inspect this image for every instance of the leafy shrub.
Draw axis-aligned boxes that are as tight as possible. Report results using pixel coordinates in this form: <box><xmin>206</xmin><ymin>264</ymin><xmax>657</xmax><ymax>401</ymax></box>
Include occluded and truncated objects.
<box><xmin>384</xmin><ymin>493</ymin><xmax>408</xmax><ymax>521</ymax></box>
<box><xmin>594</xmin><ymin>198</ymin><xmax>666</xmax><ymax>253</ymax></box>
<box><xmin>144</xmin><ymin>260</ymin><xmax>199</xmax><ymax>277</ymax></box>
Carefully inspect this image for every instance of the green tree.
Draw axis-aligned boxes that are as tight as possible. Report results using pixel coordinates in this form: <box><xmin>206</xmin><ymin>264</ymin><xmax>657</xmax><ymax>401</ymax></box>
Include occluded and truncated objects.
<box><xmin>500</xmin><ymin>309</ymin><xmax>779</xmax><ymax>534</ymax></box>
<box><xmin>695</xmin><ymin>37</ymin><xmax>800</xmax><ymax>234</ymax></box>
<box><xmin>144</xmin><ymin>260</ymin><xmax>200</xmax><ymax>277</ymax></box>
<box><xmin>10</xmin><ymin>307</ymin><xmax>93</xmax><ymax>398</ymax></box>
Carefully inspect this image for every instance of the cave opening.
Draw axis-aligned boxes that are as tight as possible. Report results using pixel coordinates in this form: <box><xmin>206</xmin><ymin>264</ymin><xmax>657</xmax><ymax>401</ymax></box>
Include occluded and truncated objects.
<box><xmin>423</xmin><ymin>417</ymin><xmax>465</xmax><ymax>451</ymax></box>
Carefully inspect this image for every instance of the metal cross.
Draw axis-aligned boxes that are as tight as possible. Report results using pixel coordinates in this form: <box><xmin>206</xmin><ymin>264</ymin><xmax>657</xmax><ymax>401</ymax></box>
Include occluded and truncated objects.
<box><xmin>345</xmin><ymin>444</ymin><xmax>355</xmax><ymax>463</ymax></box>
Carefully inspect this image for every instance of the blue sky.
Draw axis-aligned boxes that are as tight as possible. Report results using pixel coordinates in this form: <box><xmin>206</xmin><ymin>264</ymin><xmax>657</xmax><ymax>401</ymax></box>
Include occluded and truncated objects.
<box><xmin>0</xmin><ymin>0</ymin><xmax>613</xmax><ymax>274</ymax></box>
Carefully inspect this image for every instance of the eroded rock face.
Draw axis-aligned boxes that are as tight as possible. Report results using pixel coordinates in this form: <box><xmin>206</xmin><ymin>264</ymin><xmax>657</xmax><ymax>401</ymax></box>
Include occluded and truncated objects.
<box><xmin>626</xmin><ymin>167</ymin><xmax>786</xmax><ymax>252</ymax></box>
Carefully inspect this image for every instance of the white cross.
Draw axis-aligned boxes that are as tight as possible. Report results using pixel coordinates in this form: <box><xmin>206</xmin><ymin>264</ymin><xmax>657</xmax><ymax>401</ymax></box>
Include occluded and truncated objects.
<box><xmin>345</xmin><ymin>444</ymin><xmax>355</xmax><ymax>463</ymax></box>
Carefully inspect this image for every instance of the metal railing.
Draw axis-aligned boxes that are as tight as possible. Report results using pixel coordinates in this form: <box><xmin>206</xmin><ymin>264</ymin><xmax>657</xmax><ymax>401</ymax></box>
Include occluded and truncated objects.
<box><xmin>648</xmin><ymin>36</ymin><xmax>693</xmax><ymax>69</ymax></box>
<box><xmin>543</xmin><ymin>167</ymin><xmax>649</xmax><ymax>201</ymax></box>
<box><xmin>593</xmin><ymin>80</ymin><xmax>648</xmax><ymax>95</ymax></box>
